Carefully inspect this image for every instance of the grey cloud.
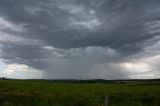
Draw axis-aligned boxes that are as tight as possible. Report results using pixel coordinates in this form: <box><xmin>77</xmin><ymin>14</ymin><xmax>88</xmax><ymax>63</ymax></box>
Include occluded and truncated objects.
<box><xmin>0</xmin><ymin>0</ymin><xmax>160</xmax><ymax>79</ymax></box>
<box><xmin>0</xmin><ymin>0</ymin><xmax>159</xmax><ymax>52</ymax></box>
<box><xmin>33</xmin><ymin>47</ymin><xmax>121</xmax><ymax>79</ymax></box>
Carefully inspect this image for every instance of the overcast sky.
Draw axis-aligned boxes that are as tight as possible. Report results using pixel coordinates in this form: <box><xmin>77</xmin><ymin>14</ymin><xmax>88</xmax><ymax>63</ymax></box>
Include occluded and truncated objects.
<box><xmin>0</xmin><ymin>0</ymin><xmax>160</xmax><ymax>79</ymax></box>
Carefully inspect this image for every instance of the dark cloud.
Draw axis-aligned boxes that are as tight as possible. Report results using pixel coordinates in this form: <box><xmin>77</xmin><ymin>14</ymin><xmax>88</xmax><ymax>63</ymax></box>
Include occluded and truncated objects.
<box><xmin>0</xmin><ymin>0</ymin><xmax>159</xmax><ymax>50</ymax></box>
<box><xmin>0</xmin><ymin>0</ymin><xmax>160</xmax><ymax>79</ymax></box>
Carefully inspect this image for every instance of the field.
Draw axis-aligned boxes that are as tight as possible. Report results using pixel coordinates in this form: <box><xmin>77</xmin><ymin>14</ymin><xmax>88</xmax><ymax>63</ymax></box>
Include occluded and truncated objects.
<box><xmin>0</xmin><ymin>79</ymin><xmax>160</xmax><ymax>106</ymax></box>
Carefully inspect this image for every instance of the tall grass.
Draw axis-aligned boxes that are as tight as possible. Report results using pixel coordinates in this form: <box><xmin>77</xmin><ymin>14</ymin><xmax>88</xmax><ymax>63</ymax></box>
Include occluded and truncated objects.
<box><xmin>0</xmin><ymin>80</ymin><xmax>160</xmax><ymax>106</ymax></box>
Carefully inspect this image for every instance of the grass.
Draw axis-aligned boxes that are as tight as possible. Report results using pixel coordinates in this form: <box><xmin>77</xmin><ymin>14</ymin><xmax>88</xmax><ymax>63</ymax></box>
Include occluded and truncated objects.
<box><xmin>0</xmin><ymin>80</ymin><xmax>160</xmax><ymax>106</ymax></box>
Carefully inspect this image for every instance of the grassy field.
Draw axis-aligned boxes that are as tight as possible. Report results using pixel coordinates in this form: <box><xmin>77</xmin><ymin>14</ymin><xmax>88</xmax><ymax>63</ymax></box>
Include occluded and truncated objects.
<box><xmin>0</xmin><ymin>80</ymin><xmax>160</xmax><ymax>106</ymax></box>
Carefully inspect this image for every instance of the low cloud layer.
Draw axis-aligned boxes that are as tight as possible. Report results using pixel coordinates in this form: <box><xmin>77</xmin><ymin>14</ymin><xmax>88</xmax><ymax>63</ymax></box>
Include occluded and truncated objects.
<box><xmin>0</xmin><ymin>0</ymin><xmax>160</xmax><ymax>79</ymax></box>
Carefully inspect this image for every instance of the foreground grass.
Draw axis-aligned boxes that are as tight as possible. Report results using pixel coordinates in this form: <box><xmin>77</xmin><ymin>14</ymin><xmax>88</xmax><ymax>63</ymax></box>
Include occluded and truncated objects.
<box><xmin>0</xmin><ymin>80</ymin><xmax>160</xmax><ymax>106</ymax></box>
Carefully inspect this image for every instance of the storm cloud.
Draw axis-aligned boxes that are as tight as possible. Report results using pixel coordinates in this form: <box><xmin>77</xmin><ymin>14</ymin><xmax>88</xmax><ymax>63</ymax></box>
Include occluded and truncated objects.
<box><xmin>0</xmin><ymin>0</ymin><xmax>160</xmax><ymax>79</ymax></box>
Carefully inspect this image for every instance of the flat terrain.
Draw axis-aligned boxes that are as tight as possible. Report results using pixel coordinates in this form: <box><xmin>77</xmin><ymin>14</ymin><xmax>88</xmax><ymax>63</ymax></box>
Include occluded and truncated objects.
<box><xmin>0</xmin><ymin>80</ymin><xmax>160</xmax><ymax>106</ymax></box>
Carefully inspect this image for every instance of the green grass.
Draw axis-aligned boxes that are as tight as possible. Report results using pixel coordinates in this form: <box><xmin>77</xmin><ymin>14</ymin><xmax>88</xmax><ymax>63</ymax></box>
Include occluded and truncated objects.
<box><xmin>0</xmin><ymin>80</ymin><xmax>160</xmax><ymax>106</ymax></box>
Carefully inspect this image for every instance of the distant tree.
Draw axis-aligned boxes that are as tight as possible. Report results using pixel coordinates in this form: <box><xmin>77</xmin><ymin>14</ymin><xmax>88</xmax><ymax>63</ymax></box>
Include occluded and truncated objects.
<box><xmin>0</xmin><ymin>77</ymin><xmax>8</xmax><ymax>80</ymax></box>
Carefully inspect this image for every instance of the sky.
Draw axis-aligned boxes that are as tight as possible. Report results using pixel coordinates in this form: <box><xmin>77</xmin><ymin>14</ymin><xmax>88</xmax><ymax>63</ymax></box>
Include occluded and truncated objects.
<box><xmin>0</xmin><ymin>0</ymin><xmax>160</xmax><ymax>79</ymax></box>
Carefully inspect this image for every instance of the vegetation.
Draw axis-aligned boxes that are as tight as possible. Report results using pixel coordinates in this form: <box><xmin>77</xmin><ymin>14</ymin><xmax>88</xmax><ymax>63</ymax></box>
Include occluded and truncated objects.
<box><xmin>0</xmin><ymin>79</ymin><xmax>160</xmax><ymax>106</ymax></box>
